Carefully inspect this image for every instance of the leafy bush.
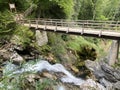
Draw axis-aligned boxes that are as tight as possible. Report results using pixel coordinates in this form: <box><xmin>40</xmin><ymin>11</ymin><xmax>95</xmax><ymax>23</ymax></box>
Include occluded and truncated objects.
<box><xmin>0</xmin><ymin>10</ymin><xmax>15</xmax><ymax>41</ymax></box>
<box><xmin>67</xmin><ymin>36</ymin><xmax>98</xmax><ymax>61</ymax></box>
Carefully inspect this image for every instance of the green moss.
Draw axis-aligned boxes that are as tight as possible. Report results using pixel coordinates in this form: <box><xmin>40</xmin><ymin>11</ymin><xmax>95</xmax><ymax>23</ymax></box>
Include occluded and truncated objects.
<box><xmin>13</xmin><ymin>25</ymin><xmax>34</xmax><ymax>48</ymax></box>
<box><xmin>67</xmin><ymin>36</ymin><xmax>98</xmax><ymax>51</ymax></box>
<box><xmin>47</xmin><ymin>33</ymin><xmax>68</xmax><ymax>62</ymax></box>
<box><xmin>67</xmin><ymin>36</ymin><xmax>98</xmax><ymax>61</ymax></box>
<box><xmin>32</xmin><ymin>42</ymin><xmax>51</xmax><ymax>55</ymax></box>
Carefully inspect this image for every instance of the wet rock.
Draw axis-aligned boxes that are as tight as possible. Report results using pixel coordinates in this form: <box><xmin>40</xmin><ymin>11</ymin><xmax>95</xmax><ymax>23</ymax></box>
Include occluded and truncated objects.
<box><xmin>0</xmin><ymin>49</ymin><xmax>11</xmax><ymax>60</ymax></box>
<box><xmin>80</xmin><ymin>79</ymin><xmax>105</xmax><ymax>90</ymax></box>
<box><xmin>40</xmin><ymin>71</ymin><xmax>57</xmax><ymax>80</ymax></box>
<box><xmin>85</xmin><ymin>60</ymin><xmax>120</xmax><ymax>90</ymax></box>
<box><xmin>0</xmin><ymin>48</ymin><xmax>24</xmax><ymax>64</ymax></box>
<box><xmin>26</xmin><ymin>74</ymin><xmax>40</xmax><ymax>83</ymax></box>
<box><xmin>70</xmin><ymin>65</ymin><xmax>79</xmax><ymax>74</ymax></box>
<box><xmin>56</xmin><ymin>85</ymin><xmax>66</xmax><ymax>90</ymax></box>
<box><xmin>44</xmin><ymin>53</ymin><xmax>56</xmax><ymax>64</ymax></box>
<box><xmin>10</xmin><ymin>51</ymin><xmax>24</xmax><ymax>64</ymax></box>
<box><xmin>99</xmin><ymin>78</ymin><xmax>113</xmax><ymax>89</ymax></box>
<box><xmin>113</xmin><ymin>81</ymin><xmax>120</xmax><ymax>90</ymax></box>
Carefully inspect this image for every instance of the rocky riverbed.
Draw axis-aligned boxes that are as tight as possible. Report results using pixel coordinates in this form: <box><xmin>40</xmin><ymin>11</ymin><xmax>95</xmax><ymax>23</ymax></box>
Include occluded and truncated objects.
<box><xmin>1</xmin><ymin>60</ymin><xmax>105</xmax><ymax>90</ymax></box>
<box><xmin>0</xmin><ymin>42</ymin><xmax>119</xmax><ymax>90</ymax></box>
<box><xmin>85</xmin><ymin>59</ymin><xmax>120</xmax><ymax>90</ymax></box>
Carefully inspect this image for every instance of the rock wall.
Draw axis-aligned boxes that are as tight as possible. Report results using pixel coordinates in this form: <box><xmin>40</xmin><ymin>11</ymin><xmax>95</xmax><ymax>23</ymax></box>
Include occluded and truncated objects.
<box><xmin>35</xmin><ymin>30</ymin><xmax>48</xmax><ymax>46</ymax></box>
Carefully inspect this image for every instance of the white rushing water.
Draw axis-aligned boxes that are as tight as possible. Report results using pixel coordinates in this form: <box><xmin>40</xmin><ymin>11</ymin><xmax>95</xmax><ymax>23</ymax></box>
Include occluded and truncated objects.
<box><xmin>4</xmin><ymin>60</ymin><xmax>85</xmax><ymax>85</ymax></box>
<box><xmin>3</xmin><ymin>60</ymin><xmax>105</xmax><ymax>90</ymax></box>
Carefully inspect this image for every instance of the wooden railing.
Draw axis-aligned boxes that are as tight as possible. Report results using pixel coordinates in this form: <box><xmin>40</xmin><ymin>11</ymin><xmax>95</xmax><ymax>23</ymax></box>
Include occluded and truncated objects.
<box><xmin>19</xmin><ymin>18</ymin><xmax>120</xmax><ymax>31</ymax></box>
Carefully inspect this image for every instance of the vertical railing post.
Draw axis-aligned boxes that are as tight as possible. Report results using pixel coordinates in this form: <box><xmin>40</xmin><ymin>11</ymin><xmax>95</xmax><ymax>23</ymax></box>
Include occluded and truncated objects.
<box><xmin>61</xmin><ymin>19</ymin><xmax>63</xmax><ymax>27</ymax></box>
<box><xmin>99</xmin><ymin>30</ymin><xmax>102</xmax><ymax>37</ymax></box>
<box><xmin>66</xmin><ymin>22</ymin><xmax>69</xmax><ymax>33</ymax></box>
<box><xmin>36</xmin><ymin>20</ymin><xmax>38</xmax><ymax>29</ymax></box>
<box><xmin>50</xmin><ymin>19</ymin><xmax>52</xmax><ymax>26</ymax></box>
<box><xmin>116</xmin><ymin>21</ymin><xmax>118</xmax><ymax>31</ymax></box>
<box><xmin>29</xmin><ymin>20</ymin><xmax>31</xmax><ymax>27</ymax></box>
<box><xmin>81</xmin><ymin>23</ymin><xmax>84</xmax><ymax>35</ymax></box>
<box><xmin>99</xmin><ymin>23</ymin><xmax>103</xmax><ymax>37</ymax></box>
<box><xmin>86</xmin><ymin>20</ymin><xmax>88</xmax><ymax>28</ymax></box>
<box><xmin>54</xmin><ymin>22</ymin><xmax>57</xmax><ymax>31</ymax></box>
<box><xmin>44</xmin><ymin>20</ymin><xmax>46</xmax><ymax>30</ymax></box>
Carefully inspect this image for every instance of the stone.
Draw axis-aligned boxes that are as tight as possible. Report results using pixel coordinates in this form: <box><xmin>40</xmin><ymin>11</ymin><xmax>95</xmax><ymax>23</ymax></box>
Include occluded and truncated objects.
<box><xmin>26</xmin><ymin>74</ymin><xmax>40</xmax><ymax>83</ymax></box>
<box><xmin>113</xmin><ymin>81</ymin><xmax>120</xmax><ymax>90</ymax></box>
<box><xmin>85</xmin><ymin>60</ymin><xmax>120</xmax><ymax>90</ymax></box>
<box><xmin>10</xmin><ymin>51</ymin><xmax>24</xmax><ymax>64</ymax></box>
<box><xmin>41</xmin><ymin>72</ymin><xmax>57</xmax><ymax>80</ymax></box>
<box><xmin>80</xmin><ymin>79</ymin><xmax>105</xmax><ymax>90</ymax></box>
<box><xmin>35</xmin><ymin>30</ymin><xmax>48</xmax><ymax>46</ymax></box>
<box><xmin>99</xmin><ymin>78</ymin><xmax>113</xmax><ymax>89</ymax></box>
<box><xmin>107</xmin><ymin>40</ymin><xmax>119</xmax><ymax>65</ymax></box>
<box><xmin>70</xmin><ymin>65</ymin><xmax>79</xmax><ymax>74</ymax></box>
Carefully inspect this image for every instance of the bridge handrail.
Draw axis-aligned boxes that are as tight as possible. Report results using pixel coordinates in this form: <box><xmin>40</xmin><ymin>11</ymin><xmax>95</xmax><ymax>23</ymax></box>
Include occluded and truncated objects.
<box><xmin>25</xmin><ymin>18</ymin><xmax>120</xmax><ymax>23</ymax></box>
<box><xmin>19</xmin><ymin>19</ymin><xmax>120</xmax><ymax>31</ymax></box>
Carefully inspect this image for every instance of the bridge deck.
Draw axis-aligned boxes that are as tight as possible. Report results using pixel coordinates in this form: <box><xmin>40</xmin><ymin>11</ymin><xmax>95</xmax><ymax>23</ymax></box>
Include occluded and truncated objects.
<box><xmin>19</xmin><ymin>19</ymin><xmax>120</xmax><ymax>40</ymax></box>
<box><xmin>23</xmin><ymin>23</ymin><xmax>120</xmax><ymax>40</ymax></box>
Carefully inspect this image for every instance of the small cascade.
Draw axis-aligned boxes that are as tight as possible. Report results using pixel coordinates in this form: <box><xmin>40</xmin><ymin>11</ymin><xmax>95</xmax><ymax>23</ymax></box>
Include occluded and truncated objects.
<box><xmin>2</xmin><ymin>60</ymin><xmax>105</xmax><ymax>90</ymax></box>
<box><xmin>7</xmin><ymin>60</ymin><xmax>85</xmax><ymax>85</ymax></box>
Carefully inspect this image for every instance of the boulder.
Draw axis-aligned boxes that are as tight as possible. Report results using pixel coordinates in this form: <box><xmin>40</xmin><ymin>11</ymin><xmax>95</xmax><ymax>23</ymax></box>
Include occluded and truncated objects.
<box><xmin>35</xmin><ymin>30</ymin><xmax>48</xmax><ymax>46</ymax></box>
<box><xmin>0</xmin><ymin>48</ymin><xmax>24</xmax><ymax>64</ymax></box>
<box><xmin>10</xmin><ymin>51</ymin><xmax>24</xmax><ymax>64</ymax></box>
<box><xmin>80</xmin><ymin>79</ymin><xmax>105</xmax><ymax>90</ymax></box>
<box><xmin>113</xmin><ymin>81</ymin><xmax>120</xmax><ymax>90</ymax></box>
<box><xmin>85</xmin><ymin>60</ymin><xmax>120</xmax><ymax>90</ymax></box>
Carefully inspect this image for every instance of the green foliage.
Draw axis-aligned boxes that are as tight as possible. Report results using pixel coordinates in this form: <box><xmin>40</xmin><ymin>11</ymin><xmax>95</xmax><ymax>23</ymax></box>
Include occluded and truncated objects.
<box><xmin>35</xmin><ymin>79</ymin><xmax>54</xmax><ymax>90</ymax></box>
<box><xmin>53</xmin><ymin>0</ymin><xmax>74</xmax><ymax>19</ymax></box>
<box><xmin>0</xmin><ymin>10</ymin><xmax>16</xmax><ymax>41</ymax></box>
<box><xmin>67</xmin><ymin>36</ymin><xmax>98</xmax><ymax>60</ymax></box>
<box><xmin>103</xmin><ymin>0</ymin><xmax>120</xmax><ymax>20</ymax></box>
<box><xmin>13</xmin><ymin>25</ymin><xmax>34</xmax><ymax>48</ymax></box>
<box><xmin>35</xmin><ymin>0</ymin><xmax>74</xmax><ymax>19</ymax></box>
<box><xmin>33</xmin><ymin>43</ymin><xmax>51</xmax><ymax>55</ymax></box>
<box><xmin>72</xmin><ymin>0</ymin><xmax>81</xmax><ymax>20</ymax></box>
<box><xmin>0</xmin><ymin>0</ymin><xmax>9</xmax><ymax>12</ymax></box>
<box><xmin>67</xmin><ymin>36</ymin><xmax>97</xmax><ymax>51</ymax></box>
<box><xmin>48</xmin><ymin>33</ymin><xmax>67</xmax><ymax>62</ymax></box>
<box><xmin>78</xmin><ymin>0</ymin><xmax>94</xmax><ymax>20</ymax></box>
<box><xmin>1</xmin><ymin>73</ymin><xmax>54</xmax><ymax>90</ymax></box>
<box><xmin>0</xmin><ymin>10</ymin><xmax>15</xmax><ymax>31</ymax></box>
<box><xmin>10</xmin><ymin>0</ymin><xmax>31</xmax><ymax>11</ymax></box>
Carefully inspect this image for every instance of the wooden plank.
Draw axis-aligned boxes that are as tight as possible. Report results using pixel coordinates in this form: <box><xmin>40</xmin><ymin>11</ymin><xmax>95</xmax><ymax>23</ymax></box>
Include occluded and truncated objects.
<box><xmin>22</xmin><ymin>19</ymin><xmax>120</xmax><ymax>40</ymax></box>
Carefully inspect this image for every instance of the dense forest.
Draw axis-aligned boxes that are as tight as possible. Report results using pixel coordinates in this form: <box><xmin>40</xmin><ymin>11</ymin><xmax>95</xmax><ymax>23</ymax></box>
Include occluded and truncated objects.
<box><xmin>0</xmin><ymin>0</ymin><xmax>120</xmax><ymax>90</ymax></box>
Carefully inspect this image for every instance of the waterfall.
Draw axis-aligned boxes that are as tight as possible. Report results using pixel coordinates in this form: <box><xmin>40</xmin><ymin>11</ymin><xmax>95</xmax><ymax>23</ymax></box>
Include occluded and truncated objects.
<box><xmin>7</xmin><ymin>60</ymin><xmax>85</xmax><ymax>85</ymax></box>
<box><xmin>2</xmin><ymin>60</ymin><xmax>105</xmax><ymax>90</ymax></box>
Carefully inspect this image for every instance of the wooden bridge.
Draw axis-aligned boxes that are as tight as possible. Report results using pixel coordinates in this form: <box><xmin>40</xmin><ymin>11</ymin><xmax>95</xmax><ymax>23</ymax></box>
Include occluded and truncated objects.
<box><xmin>18</xmin><ymin>18</ymin><xmax>120</xmax><ymax>65</ymax></box>
<box><xmin>19</xmin><ymin>18</ymin><xmax>120</xmax><ymax>40</ymax></box>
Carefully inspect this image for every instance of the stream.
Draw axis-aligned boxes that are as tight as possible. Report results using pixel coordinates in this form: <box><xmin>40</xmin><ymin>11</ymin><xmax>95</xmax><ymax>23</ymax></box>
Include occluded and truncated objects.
<box><xmin>4</xmin><ymin>60</ymin><xmax>85</xmax><ymax>85</ymax></box>
<box><xmin>1</xmin><ymin>59</ymin><xmax>105</xmax><ymax>90</ymax></box>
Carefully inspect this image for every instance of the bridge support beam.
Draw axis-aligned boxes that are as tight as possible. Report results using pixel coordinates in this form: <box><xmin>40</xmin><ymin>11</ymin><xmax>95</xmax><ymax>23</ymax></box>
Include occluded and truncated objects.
<box><xmin>107</xmin><ymin>40</ymin><xmax>119</xmax><ymax>65</ymax></box>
